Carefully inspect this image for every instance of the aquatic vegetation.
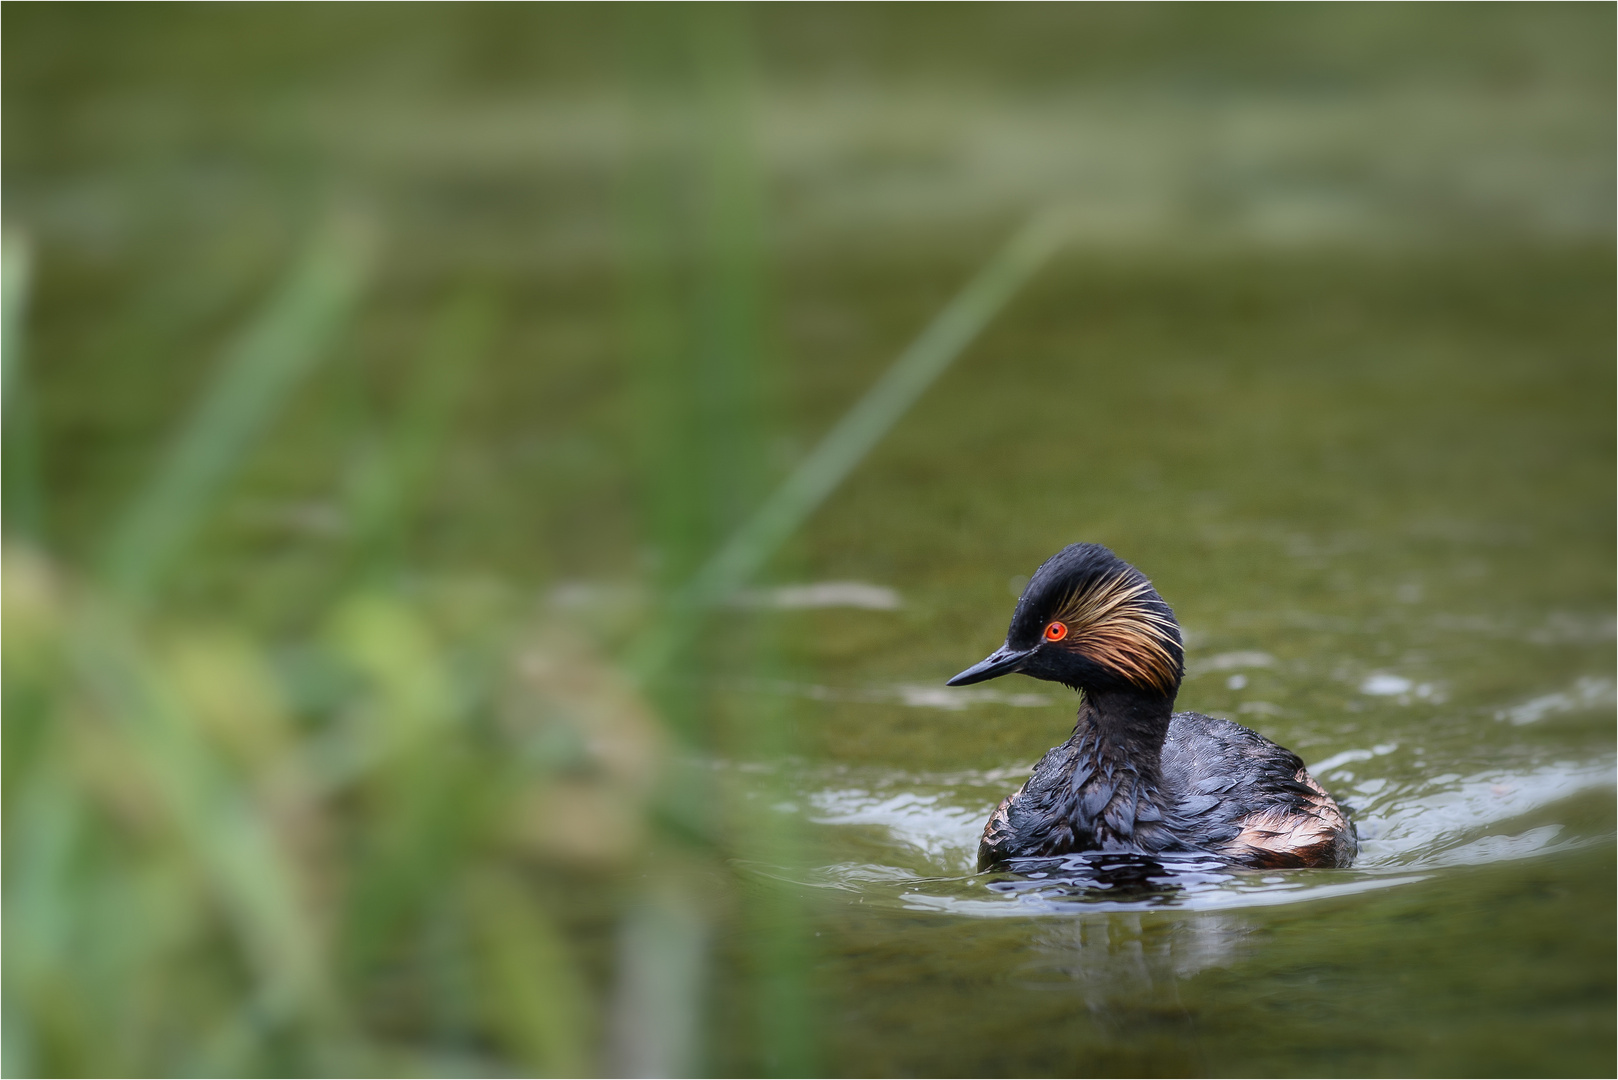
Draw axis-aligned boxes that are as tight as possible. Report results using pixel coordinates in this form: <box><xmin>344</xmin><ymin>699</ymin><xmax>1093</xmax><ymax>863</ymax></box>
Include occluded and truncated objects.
<box><xmin>1</xmin><ymin>86</ymin><xmax>1060</xmax><ymax>1080</ymax></box>
<box><xmin>2</xmin><ymin>226</ymin><xmax>637</xmax><ymax>1073</ymax></box>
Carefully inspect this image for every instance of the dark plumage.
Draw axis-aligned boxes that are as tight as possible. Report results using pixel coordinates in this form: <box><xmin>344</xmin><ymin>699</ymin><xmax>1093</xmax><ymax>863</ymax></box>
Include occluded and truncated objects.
<box><xmin>951</xmin><ymin>544</ymin><xmax>1355</xmax><ymax>871</ymax></box>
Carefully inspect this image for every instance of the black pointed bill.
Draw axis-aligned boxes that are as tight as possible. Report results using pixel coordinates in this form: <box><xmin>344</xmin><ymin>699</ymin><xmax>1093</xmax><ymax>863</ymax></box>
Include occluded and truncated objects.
<box><xmin>946</xmin><ymin>644</ymin><xmax>1034</xmax><ymax>687</ymax></box>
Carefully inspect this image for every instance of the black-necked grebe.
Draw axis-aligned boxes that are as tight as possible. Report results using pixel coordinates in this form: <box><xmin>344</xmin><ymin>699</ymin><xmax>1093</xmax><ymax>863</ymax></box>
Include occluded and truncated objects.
<box><xmin>950</xmin><ymin>543</ymin><xmax>1355</xmax><ymax>871</ymax></box>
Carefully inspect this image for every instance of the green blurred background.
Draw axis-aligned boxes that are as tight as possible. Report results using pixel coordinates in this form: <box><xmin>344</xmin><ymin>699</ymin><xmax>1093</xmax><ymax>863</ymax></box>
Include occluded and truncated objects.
<box><xmin>4</xmin><ymin>4</ymin><xmax>1613</xmax><ymax>1077</ymax></box>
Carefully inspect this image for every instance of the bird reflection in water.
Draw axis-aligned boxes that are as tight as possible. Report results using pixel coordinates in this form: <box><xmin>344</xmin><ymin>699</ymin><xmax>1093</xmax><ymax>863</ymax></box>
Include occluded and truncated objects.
<box><xmin>982</xmin><ymin>850</ymin><xmax>1237</xmax><ymax>907</ymax></box>
<box><xmin>1022</xmin><ymin>906</ymin><xmax>1257</xmax><ymax>1016</ymax></box>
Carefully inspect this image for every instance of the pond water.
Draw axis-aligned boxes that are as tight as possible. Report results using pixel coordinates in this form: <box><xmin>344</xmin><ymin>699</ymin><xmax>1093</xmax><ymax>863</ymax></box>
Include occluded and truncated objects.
<box><xmin>691</xmin><ymin>246</ymin><xmax>1615</xmax><ymax>1075</ymax></box>
<box><xmin>7</xmin><ymin>7</ymin><xmax>1613</xmax><ymax>1076</ymax></box>
<box><xmin>702</xmin><ymin>531</ymin><xmax>1614</xmax><ymax>1075</ymax></box>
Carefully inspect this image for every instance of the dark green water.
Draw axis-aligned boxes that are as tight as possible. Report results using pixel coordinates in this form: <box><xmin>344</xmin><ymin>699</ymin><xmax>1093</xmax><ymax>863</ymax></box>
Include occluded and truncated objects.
<box><xmin>703</xmin><ymin>249</ymin><xmax>1615</xmax><ymax>1076</ymax></box>
<box><xmin>6</xmin><ymin>7</ymin><xmax>1613</xmax><ymax>1076</ymax></box>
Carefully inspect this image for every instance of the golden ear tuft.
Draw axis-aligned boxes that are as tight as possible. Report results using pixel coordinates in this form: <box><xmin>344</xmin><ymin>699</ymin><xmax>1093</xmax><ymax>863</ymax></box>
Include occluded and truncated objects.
<box><xmin>1050</xmin><ymin>574</ymin><xmax>1180</xmax><ymax>692</ymax></box>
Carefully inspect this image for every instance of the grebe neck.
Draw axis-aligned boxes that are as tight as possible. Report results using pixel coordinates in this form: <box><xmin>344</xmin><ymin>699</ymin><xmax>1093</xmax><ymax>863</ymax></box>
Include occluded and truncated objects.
<box><xmin>1074</xmin><ymin>687</ymin><xmax>1174</xmax><ymax>772</ymax></box>
<box><xmin>1061</xmin><ymin>687</ymin><xmax>1177</xmax><ymax>847</ymax></box>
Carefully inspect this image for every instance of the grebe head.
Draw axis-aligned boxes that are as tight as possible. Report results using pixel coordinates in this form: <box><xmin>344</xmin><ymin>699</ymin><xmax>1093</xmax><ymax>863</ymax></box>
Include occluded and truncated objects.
<box><xmin>947</xmin><ymin>543</ymin><xmax>1184</xmax><ymax>696</ymax></box>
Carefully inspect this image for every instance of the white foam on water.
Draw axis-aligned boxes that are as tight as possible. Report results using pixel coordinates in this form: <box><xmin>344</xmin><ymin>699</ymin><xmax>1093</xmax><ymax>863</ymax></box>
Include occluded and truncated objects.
<box><xmin>1362</xmin><ymin>673</ymin><xmax>1413</xmax><ymax>696</ymax></box>
<box><xmin>891</xmin><ymin>684</ymin><xmax>1056</xmax><ymax>710</ymax></box>
<box><xmin>1495</xmin><ymin>676</ymin><xmax>1614</xmax><ymax>725</ymax></box>
<box><xmin>741</xmin><ymin>680</ymin><xmax>1059</xmax><ymax>710</ymax></box>
<box><xmin>729</xmin><ymin>582</ymin><xmax>903</xmax><ymax>610</ymax></box>
<box><xmin>1352</xmin><ymin>759</ymin><xmax>1615</xmax><ymax>868</ymax></box>
<box><xmin>1189</xmin><ymin>651</ymin><xmax>1277</xmax><ymax>675</ymax></box>
<box><xmin>807</xmin><ymin>787</ymin><xmax>988</xmax><ymax>870</ymax></box>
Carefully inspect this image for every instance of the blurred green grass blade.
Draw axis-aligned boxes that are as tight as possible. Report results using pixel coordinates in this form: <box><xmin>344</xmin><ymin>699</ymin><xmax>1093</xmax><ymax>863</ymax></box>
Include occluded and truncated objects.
<box><xmin>687</xmin><ymin>209</ymin><xmax>1068</xmax><ymax>606</ymax></box>
<box><xmin>102</xmin><ymin>222</ymin><xmax>371</xmax><ymax>603</ymax></box>
<box><xmin>2</xmin><ymin>769</ymin><xmax>82</xmax><ymax>1078</ymax></box>
<box><xmin>631</xmin><ymin>208</ymin><xmax>1070</xmax><ymax>680</ymax></box>
<box><xmin>466</xmin><ymin>871</ymin><xmax>591</xmax><ymax>1076</ymax></box>
<box><xmin>620</xmin><ymin>3</ymin><xmax>748</xmax><ymax>601</ymax></box>
<box><xmin>325</xmin><ymin>595</ymin><xmax>476</xmax><ymax>984</ymax></box>
<box><xmin>689</xmin><ymin>2</ymin><xmax>768</xmax><ymax>542</ymax></box>
<box><xmin>344</xmin><ymin>288</ymin><xmax>496</xmax><ymax>578</ymax></box>
<box><xmin>734</xmin><ymin>624</ymin><xmax>821</xmax><ymax>1075</ymax></box>
<box><xmin>3</xmin><ymin>232</ymin><xmax>46</xmax><ymax>543</ymax></box>
<box><xmin>0</xmin><ymin>234</ymin><xmax>27</xmax><ymax>396</ymax></box>
<box><xmin>69</xmin><ymin>616</ymin><xmax>349</xmax><ymax>1048</ymax></box>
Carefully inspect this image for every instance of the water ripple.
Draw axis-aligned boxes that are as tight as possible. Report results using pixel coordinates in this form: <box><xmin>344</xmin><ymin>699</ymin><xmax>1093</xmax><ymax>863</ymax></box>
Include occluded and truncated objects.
<box><xmin>740</xmin><ymin>749</ymin><xmax>1615</xmax><ymax>916</ymax></box>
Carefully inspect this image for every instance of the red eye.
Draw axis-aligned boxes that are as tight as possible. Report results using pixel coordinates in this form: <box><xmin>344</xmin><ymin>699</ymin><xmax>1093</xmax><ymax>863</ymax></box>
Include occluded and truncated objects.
<box><xmin>1043</xmin><ymin>621</ymin><xmax>1068</xmax><ymax>642</ymax></box>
